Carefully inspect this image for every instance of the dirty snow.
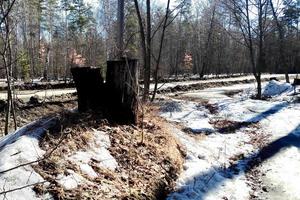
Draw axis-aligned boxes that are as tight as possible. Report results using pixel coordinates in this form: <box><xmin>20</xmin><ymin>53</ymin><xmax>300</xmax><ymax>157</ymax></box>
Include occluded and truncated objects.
<box><xmin>161</xmin><ymin>79</ymin><xmax>300</xmax><ymax>200</ymax></box>
<box><xmin>69</xmin><ymin>130</ymin><xmax>118</xmax><ymax>173</ymax></box>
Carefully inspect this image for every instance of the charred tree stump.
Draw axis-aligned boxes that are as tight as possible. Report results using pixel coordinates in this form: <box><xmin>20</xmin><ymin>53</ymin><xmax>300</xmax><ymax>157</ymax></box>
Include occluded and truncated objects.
<box><xmin>106</xmin><ymin>59</ymin><xmax>139</xmax><ymax>124</ymax></box>
<box><xmin>71</xmin><ymin>67</ymin><xmax>104</xmax><ymax>112</ymax></box>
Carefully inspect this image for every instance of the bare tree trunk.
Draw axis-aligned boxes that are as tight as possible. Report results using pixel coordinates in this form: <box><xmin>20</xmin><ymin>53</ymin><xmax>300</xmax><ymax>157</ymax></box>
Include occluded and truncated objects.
<box><xmin>7</xmin><ymin>31</ymin><xmax>17</xmax><ymax>131</ymax></box>
<box><xmin>43</xmin><ymin>46</ymin><xmax>50</xmax><ymax>80</ymax></box>
<box><xmin>200</xmin><ymin>4</ymin><xmax>216</xmax><ymax>79</ymax></box>
<box><xmin>151</xmin><ymin>0</ymin><xmax>171</xmax><ymax>101</ymax></box>
<box><xmin>144</xmin><ymin>0</ymin><xmax>151</xmax><ymax>102</ymax></box>
<box><xmin>64</xmin><ymin>10</ymin><xmax>69</xmax><ymax>83</ymax></box>
<box><xmin>269</xmin><ymin>0</ymin><xmax>289</xmax><ymax>83</ymax></box>
<box><xmin>1</xmin><ymin>10</ymin><xmax>17</xmax><ymax>134</ymax></box>
<box><xmin>133</xmin><ymin>0</ymin><xmax>148</xmax><ymax>101</ymax></box>
<box><xmin>4</xmin><ymin>56</ymin><xmax>12</xmax><ymax>135</ymax></box>
<box><xmin>117</xmin><ymin>0</ymin><xmax>124</xmax><ymax>58</ymax></box>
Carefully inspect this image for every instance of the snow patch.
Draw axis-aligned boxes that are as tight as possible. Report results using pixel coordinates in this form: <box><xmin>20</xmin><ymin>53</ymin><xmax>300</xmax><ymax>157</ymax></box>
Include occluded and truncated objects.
<box><xmin>160</xmin><ymin>99</ymin><xmax>255</xmax><ymax>200</ymax></box>
<box><xmin>163</xmin><ymin>81</ymin><xmax>300</xmax><ymax>200</ymax></box>
<box><xmin>68</xmin><ymin>130</ymin><xmax>118</xmax><ymax>178</ymax></box>
<box><xmin>0</xmin><ymin>118</ymin><xmax>57</xmax><ymax>200</ymax></box>
<box><xmin>166</xmin><ymin>126</ymin><xmax>254</xmax><ymax>200</ymax></box>
<box><xmin>57</xmin><ymin>169</ymin><xmax>88</xmax><ymax>190</ymax></box>
<box><xmin>262</xmin><ymin>80</ymin><xmax>293</xmax><ymax>97</ymax></box>
<box><xmin>160</xmin><ymin>100</ymin><xmax>214</xmax><ymax>133</ymax></box>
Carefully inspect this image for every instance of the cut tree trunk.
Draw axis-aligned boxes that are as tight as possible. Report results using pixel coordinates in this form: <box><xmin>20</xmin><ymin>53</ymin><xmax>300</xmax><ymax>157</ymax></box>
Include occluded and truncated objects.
<box><xmin>71</xmin><ymin>67</ymin><xmax>104</xmax><ymax>112</ymax></box>
<box><xmin>71</xmin><ymin>59</ymin><xmax>139</xmax><ymax>124</ymax></box>
<box><xmin>106</xmin><ymin>59</ymin><xmax>139</xmax><ymax>124</ymax></box>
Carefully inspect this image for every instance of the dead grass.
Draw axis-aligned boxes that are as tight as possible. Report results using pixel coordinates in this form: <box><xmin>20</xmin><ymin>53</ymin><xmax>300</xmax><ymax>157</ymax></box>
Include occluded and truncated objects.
<box><xmin>32</xmin><ymin>104</ymin><xmax>185</xmax><ymax>200</ymax></box>
<box><xmin>210</xmin><ymin>119</ymin><xmax>253</xmax><ymax>134</ymax></box>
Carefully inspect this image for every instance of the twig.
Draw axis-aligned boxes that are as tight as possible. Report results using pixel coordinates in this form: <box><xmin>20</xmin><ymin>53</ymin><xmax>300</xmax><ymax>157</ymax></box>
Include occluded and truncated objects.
<box><xmin>0</xmin><ymin>180</ymin><xmax>48</xmax><ymax>196</ymax></box>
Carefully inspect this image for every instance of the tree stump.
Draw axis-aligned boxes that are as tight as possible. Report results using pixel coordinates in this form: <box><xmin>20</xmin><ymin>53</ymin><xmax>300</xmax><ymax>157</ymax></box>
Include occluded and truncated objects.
<box><xmin>71</xmin><ymin>67</ymin><xmax>104</xmax><ymax>112</ymax></box>
<box><xmin>106</xmin><ymin>59</ymin><xmax>139</xmax><ymax>124</ymax></box>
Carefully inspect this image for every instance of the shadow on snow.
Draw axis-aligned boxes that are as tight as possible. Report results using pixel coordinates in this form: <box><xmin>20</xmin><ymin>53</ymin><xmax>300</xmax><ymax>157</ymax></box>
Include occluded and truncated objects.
<box><xmin>169</xmin><ymin>102</ymin><xmax>300</xmax><ymax>199</ymax></box>
<box><xmin>216</xmin><ymin>102</ymin><xmax>288</xmax><ymax>134</ymax></box>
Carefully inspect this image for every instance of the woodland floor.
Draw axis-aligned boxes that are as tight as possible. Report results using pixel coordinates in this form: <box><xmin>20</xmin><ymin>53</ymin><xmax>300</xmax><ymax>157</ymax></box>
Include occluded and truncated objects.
<box><xmin>0</xmin><ymin>74</ymin><xmax>299</xmax><ymax>200</ymax></box>
<box><xmin>0</xmin><ymin>92</ymin><xmax>184</xmax><ymax>200</ymax></box>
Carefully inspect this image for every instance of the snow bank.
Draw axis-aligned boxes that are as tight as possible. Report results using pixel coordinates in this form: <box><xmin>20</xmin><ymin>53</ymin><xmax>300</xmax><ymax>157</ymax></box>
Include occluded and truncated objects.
<box><xmin>0</xmin><ymin>119</ymin><xmax>118</xmax><ymax>198</ymax></box>
<box><xmin>0</xmin><ymin>118</ymin><xmax>57</xmax><ymax>200</ymax></box>
<box><xmin>262</xmin><ymin>80</ymin><xmax>293</xmax><ymax>97</ymax></box>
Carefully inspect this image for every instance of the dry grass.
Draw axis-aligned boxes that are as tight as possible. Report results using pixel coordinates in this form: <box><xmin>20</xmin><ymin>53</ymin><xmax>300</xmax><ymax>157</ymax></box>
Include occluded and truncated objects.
<box><xmin>32</xmin><ymin>104</ymin><xmax>185</xmax><ymax>200</ymax></box>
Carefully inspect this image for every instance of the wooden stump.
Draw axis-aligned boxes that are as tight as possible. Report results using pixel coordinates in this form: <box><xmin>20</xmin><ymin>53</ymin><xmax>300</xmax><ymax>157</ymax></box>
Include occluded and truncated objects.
<box><xmin>106</xmin><ymin>59</ymin><xmax>139</xmax><ymax>124</ymax></box>
<box><xmin>71</xmin><ymin>67</ymin><xmax>104</xmax><ymax>112</ymax></box>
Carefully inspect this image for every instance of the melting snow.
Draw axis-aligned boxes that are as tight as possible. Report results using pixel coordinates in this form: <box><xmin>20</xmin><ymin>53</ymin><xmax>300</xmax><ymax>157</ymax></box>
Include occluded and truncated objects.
<box><xmin>160</xmin><ymin>100</ymin><xmax>215</xmax><ymax>133</ymax></box>
<box><xmin>0</xmin><ymin>118</ymin><xmax>57</xmax><ymax>200</ymax></box>
<box><xmin>161</xmin><ymin>79</ymin><xmax>300</xmax><ymax>200</ymax></box>
<box><xmin>58</xmin><ymin>130</ymin><xmax>118</xmax><ymax>190</ymax></box>
<box><xmin>0</xmin><ymin>119</ymin><xmax>118</xmax><ymax>198</ymax></box>
<box><xmin>68</xmin><ymin>130</ymin><xmax>118</xmax><ymax>175</ymax></box>
<box><xmin>57</xmin><ymin>169</ymin><xmax>87</xmax><ymax>190</ymax></box>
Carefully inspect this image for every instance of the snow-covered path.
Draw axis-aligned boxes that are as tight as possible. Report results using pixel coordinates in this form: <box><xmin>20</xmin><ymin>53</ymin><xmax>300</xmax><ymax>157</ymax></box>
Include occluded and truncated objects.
<box><xmin>160</xmin><ymin>81</ymin><xmax>300</xmax><ymax>200</ymax></box>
